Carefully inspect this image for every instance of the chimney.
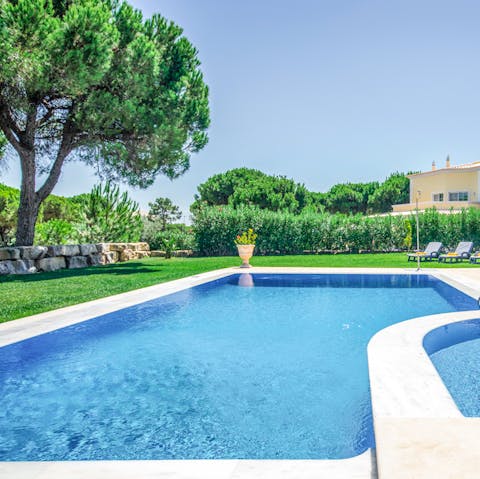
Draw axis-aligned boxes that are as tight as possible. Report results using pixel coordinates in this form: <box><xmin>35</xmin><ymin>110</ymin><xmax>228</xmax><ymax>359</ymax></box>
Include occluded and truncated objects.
<box><xmin>432</xmin><ymin>161</ymin><xmax>436</xmax><ymax>171</ymax></box>
<box><xmin>446</xmin><ymin>155</ymin><xmax>451</xmax><ymax>168</ymax></box>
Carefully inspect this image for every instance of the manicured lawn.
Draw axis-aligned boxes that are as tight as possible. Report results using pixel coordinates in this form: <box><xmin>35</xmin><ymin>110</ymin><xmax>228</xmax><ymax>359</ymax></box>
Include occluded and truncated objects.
<box><xmin>0</xmin><ymin>253</ymin><xmax>477</xmax><ymax>323</ymax></box>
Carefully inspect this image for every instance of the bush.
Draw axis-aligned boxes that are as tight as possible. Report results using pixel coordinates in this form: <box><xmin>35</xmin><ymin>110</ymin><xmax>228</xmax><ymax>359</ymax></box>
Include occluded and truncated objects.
<box><xmin>0</xmin><ymin>184</ymin><xmax>19</xmax><ymax>246</ymax></box>
<box><xmin>192</xmin><ymin>205</ymin><xmax>480</xmax><ymax>256</ymax></box>
<box><xmin>76</xmin><ymin>182</ymin><xmax>142</xmax><ymax>243</ymax></box>
<box><xmin>141</xmin><ymin>219</ymin><xmax>195</xmax><ymax>251</ymax></box>
<box><xmin>35</xmin><ymin>219</ymin><xmax>76</xmax><ymax>245</ymax></box>
<box><xmin>40</xmin><ymin>195</ymin><xmax>78</xmax><ymax>222</ymax></box>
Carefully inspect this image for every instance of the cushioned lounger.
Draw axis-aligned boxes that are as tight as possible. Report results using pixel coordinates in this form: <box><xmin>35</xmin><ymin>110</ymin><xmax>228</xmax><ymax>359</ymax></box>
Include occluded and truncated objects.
<box><xmin>469</xmin><ymin>252</ymin><xmax>480</xmax><ymax>264</ymax></box>
<box><xmin>407</xmin><ymin>242</ymin><xmax>442</xmax><ymax>262</ymax></box>
<box><xmin>438</xmin><ymin>241</ymin><xmax>474</xmax><ymax>263</ymax></box>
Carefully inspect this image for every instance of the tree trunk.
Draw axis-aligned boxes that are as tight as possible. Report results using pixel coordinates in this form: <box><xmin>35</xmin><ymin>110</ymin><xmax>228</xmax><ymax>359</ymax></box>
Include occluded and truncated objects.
<box><xmin>15</xmin><ymin>150</ymin><xmax>39</xmax><ymax>247</ymax></box>
<box><xmin>7</xmin><ymin>105</ymin><xmax>73</xmax><ymax>246</ymax></box>
<box><xmin>15</xmin><ymin>195</ymin><xmax>40</xmax><ymax>246</ymax></box>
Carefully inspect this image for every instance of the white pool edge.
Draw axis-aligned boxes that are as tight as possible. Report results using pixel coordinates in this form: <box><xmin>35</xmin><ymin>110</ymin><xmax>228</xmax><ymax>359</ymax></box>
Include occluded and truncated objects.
<box><xmin>368</xmin><ymin>269</ymin><xmax>480</xmax><ymax>478</ymax></box>
<box><xmin>2</xmin><ymin>265</ymin><xmax>480</xmax><ymax>479</ymax></box>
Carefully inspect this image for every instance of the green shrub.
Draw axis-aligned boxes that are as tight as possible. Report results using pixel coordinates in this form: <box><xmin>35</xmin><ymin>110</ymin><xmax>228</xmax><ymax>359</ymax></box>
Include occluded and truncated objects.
<box><xmin>40</xmin><ymin>195</ymin><xmax>78</xmax><ymax>222</ymax></box>
<box><xmin>76</xmin><ymin>182</ymin><xmax>142</xmax><ymax>243</ymax></box>
<box><xmin>35</xmin><ymin>219</ymin><xmax>76</xmax><ymax>245</ymax></box>
<box><xmin>0</xmin><ymin>184</ymin><xmax>19</xmax><ymax>246</ymax></box>
<box><xmin>192</xmin><ymin>205</ymin><xmax>480</xmax><ymax>256</ymax></box>
<box><xmin>141</xmin><ymin>219</ymin><xmax>195</xmax><ymax>250</ymax></box>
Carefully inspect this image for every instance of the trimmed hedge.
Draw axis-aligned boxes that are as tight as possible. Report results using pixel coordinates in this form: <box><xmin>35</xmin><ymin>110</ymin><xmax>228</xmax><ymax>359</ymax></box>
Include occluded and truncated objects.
<box><xmin>192</xmin><ymin>205</ymin><xmax>480</xmax><ymax>256</ymax></box>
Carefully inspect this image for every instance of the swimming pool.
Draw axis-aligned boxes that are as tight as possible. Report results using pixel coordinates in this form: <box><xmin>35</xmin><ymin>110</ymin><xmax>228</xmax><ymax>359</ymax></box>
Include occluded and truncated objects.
<box><xmin>425</xmin><ymin>319</ymin><xmax>480</xmax><ymax>417</ymax></box>
<box><xmin>0</xmin><ymin>273</ymin><xmax>476</xmax><ymax>461</ymax></box>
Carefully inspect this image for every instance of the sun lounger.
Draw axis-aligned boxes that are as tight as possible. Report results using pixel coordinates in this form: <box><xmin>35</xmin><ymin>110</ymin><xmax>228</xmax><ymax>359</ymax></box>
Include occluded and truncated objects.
<box><xmin>469</xmin><ymin>251</ymin><xmax>480</xmax><ymax>264</ymax></box>
<box><xmin>438</xmin><ymin>242</ymin><xmax>474</xmax><ymax>263</ymax></box>
<box><xmin>407</xmin><ymin>242</ymin><xmax>442</xmax><ymax>262</ymax></box>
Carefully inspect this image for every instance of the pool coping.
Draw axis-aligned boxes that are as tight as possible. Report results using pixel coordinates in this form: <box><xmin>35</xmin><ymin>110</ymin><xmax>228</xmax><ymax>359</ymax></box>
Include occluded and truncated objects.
<box><xmin>2</xmin><ymin>266</ymin><xmax>480</xmax><ymax>478</ymax></box>
<box><xmin>368</xmin><ymin>268</ymin><xmax>480</xmax><ymax>479</ymax></box>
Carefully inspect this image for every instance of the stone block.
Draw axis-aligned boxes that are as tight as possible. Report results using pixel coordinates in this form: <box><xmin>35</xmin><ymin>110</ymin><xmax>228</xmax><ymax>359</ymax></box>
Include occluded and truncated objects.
<box><xmin>108</xmin><ymin>243</ymin><xmax>127</xmax><ymax>252</ymax></box>
<box><xmin>120</xmin><ymin>249</ymin><xmax>135</xmax><ymax>262</ymax></box>
<box><xmin>150</xmin><ymin>250</ymin><xmax>166</xmax><ymax>257</ymax></box>
<box><xmin>126</xmin><ymin>242</ymin><xmax>149</xmax><ymax>251</ymax></box>
<box><xmin>37</xmin><ymin>256</ymin><xmax>67</xmax><ymax>272</ymax></box>
<box><xmin>0</xmin><ymin>247</ymin><xmax>20</xmax><ymax>261</ymax></box>
<box><xmin>101</xmin><ymin>252</ymin><xmax>118</xmax><ymax>264</ymax></box>
<box><xmin>80</xmin><ymin>244</ymin><xmax>98</xmax><ymax>256</ymax></box>
<box><xmin>96</xmin><ymin>243</ymin><xmax>110</xmax><ymax>253</ymax></box>
<box><xmin>0</xmin><ymin>261</ymin><xmax>14</xmax><ymax>275</ymax></box>
<box><xmin>17</xmin><ymin>246</ymin><xmax>48</xmax><ymax>260</ymax></box>
<box><xmin>67</xmin><ymin>256</ymin><xmax>89</xmax><ymax>269</ymax></box>
<box><xmin>1</xmin><ymin>259</ymin><xmax>37</xmax><ymax>275</ymax></box>
<box><xmin>48</xmin><ymin>244</ymin><xmax>80</xmax><ymax>257</ymax></box>
<box><xmin>88</xmin><ymin>254</ymin><xmax>103</xmax><ymax>266</ymax></box>
<box><xmin>136</xmin><ymin>251</ymin><xmax>151</xmax><ymax>259</ymax></box>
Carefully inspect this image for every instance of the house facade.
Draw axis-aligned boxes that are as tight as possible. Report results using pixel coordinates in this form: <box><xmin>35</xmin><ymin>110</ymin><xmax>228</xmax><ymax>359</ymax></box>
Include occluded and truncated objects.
<box><xmin>392</xmin><ymin>158</ymin><xmax>480</xmax><ymax>213</ymax></box>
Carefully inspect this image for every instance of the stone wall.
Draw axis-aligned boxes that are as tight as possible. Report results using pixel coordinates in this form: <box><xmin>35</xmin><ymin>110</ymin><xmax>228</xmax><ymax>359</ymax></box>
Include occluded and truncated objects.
<box><xmin>0</xmin><ymin>243</ymin><xmax>150</xmax><ymax>275</ymax></box>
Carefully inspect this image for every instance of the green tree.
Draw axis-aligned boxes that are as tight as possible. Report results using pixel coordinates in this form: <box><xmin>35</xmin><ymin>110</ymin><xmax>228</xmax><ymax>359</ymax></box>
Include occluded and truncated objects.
<box><xmin>325</xmin><ymin>184</ymin><xmax>362</xmax><ymax>214</ymax></box>
<box><xmin>148</xmin><ymin>197</ymin><xmax>182</xmax><ymax>230</ymax></box>
<box><xmin>0</xmin><ymin>0</ymin><xmax>209</xmax><ymax>245</ymax></box>
<box><xmin>368</xmin><ymin>173</ymin><xmax>409</xmax><ymax>213</ymax></box>
<box><xmin>325</xmin><ymin>182</ymin><xmax>378</xmax><ymax>214</ymax></box>
<box><xmin>192</xmin><ymin>168</ymin><xmax>322</xmax><ymax>213</ymax></box>
<box><xmin>77</xmin><ymin>182</ymin><xmax>142</xmax><ymax>243</ymax></box>
<box><xmin>40</xmin><ymin>194</ymin><xmax>77</xmax><ymax>222</ymax></box>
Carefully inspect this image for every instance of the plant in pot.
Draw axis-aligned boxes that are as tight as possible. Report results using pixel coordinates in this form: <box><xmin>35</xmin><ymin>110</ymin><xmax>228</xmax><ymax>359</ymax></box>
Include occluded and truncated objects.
<box><xmin>234</xmin><ymin>229</ymin><xmax>257</xmax><ymax>268</ymax></box>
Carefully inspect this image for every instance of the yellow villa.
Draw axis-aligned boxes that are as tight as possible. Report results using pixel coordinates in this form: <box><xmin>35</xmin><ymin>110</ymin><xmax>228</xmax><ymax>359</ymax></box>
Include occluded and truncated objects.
<box><xmin>393</xmin><ymin>156</ymin><xmax>480</xmax><ymax>213</ymax></box>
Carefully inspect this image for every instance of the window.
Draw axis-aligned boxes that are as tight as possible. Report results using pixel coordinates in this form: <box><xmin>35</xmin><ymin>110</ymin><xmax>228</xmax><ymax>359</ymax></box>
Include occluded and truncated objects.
<box><xmin>433</xmin><ymin>193</ymin><xmax>444</xmax><ymax>202</ymax></box>
<box><xmin>448</xmin><ymin>191</ymin><xmax>469</xmax><ymax>201</ymax></box>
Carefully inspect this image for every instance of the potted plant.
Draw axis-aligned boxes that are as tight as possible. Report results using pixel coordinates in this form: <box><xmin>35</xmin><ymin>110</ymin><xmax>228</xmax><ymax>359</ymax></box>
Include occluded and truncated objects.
<box><xmin>234</xmin><ymin>228</ymin><xmax>257</xmax><ymax>268</ymax></box>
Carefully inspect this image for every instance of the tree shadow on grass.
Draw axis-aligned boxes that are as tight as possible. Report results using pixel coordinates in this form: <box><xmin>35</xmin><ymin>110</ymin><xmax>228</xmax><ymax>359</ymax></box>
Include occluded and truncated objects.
<box><xmin>0</xmin><ymin>261</ymin><xmax>168</xmax><ymax>285</ymax></box>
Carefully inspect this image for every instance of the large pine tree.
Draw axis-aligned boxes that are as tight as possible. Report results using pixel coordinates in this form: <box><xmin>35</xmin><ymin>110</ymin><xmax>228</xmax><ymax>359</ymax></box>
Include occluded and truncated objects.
<box><xmin>0</xmin><ymin>0</ymin><xmax>210</xmax><ymax>245</ymax></box>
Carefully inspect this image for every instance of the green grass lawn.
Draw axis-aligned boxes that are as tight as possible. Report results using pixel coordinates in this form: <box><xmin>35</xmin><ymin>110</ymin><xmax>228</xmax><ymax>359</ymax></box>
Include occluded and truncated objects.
<box><xmin>1</xmin><ymin>253</ymin><xmax>477</xmax><ymax>323</ymax></box>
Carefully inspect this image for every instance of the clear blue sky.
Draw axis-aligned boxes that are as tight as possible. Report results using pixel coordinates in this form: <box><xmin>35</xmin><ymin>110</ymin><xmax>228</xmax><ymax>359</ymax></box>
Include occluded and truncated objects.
<box><xmin>2</xmin><ymin>0</ymin><xmax>480</xmax><ymax>220</ymax></box>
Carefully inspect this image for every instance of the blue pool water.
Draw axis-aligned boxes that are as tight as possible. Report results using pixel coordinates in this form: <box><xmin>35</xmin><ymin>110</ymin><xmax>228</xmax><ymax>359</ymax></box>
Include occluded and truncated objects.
<box><xmin>425</xmin><ymin>319</ymin><xmax>480</xmax><ymax>417</ymax></box>
<box><xmin>0</xmin><ymin>274</ymin><xmax>476</xmax><ymax>461</ymax></box>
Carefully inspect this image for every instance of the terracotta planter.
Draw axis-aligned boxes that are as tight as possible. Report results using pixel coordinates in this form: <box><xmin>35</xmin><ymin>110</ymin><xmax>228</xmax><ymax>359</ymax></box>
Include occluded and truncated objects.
<box><xmin>236</xmin><ymin>244</ymin><xmax>255</xmax><ymax>268</ymax></box>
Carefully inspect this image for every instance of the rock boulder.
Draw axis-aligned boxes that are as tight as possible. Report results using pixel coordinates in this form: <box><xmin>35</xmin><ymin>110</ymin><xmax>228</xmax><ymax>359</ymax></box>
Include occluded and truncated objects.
<box><xmin>47</xmin><ymin>245</ymin><xmax>80</xmax><ymax>257</ymax></box>
<box><xmin>37</xmin><ymin>257</ymin><xmax>67</xmax><ymax>272</ymax></box>
<box><xmin>17</xmin><ymin>246</ymin><xmax>48</xmax><ymax>260</ymax></box>
<box><xmin>88</xmin><ymin>254</ymin><xmax>103</xmax><ymax>266</ymax></box>
<box><xmin>67</xmin><ymin>256</ymin><xmax>89</xmax><ymax>269</ymax></box>
<box><xmin>120</xmin><ymin>249</ymin><xmax>136</xmax><ymax>262</ymax></box>
<box><xmin>80</xmin><ymin>244</ymin><xmax>98</xmax><ymax>256</ymax></box>
<box><xmin>0</xmin><ymin>248</ymin><xmax>20</xmax><ymax>261</ymax></box>
<box><xmin>0</xmin><ymin>259</ymin><xmax>37</xmax><ymax>275</ymax></box>
<box><xmin>96</xmin><ymin>243</ymin><xmax>110</xmax><ymax>253</ymax></box>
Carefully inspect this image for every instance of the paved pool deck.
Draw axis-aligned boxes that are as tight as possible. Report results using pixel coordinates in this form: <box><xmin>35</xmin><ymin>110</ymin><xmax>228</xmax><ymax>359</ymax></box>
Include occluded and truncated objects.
<box><xmin>1</xmin><ymin>266</ymin><xmax>480</xmax><ymax>478</ymax></box>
